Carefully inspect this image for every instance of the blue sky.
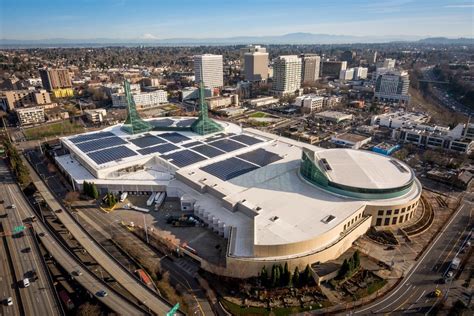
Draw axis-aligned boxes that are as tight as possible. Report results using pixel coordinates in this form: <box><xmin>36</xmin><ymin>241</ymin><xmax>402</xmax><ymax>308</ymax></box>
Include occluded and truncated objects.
<box><xmin>0</xmin><ymin>0</ymin><xmax>473</xmax><ymax>39</ymax></box>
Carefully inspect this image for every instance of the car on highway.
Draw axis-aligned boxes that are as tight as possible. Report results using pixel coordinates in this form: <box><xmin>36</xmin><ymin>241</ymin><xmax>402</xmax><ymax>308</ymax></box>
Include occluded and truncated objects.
<box><xmin>22</xmin><ymin>278</ymin><xmax>30</xmax><ymax>288</ymax></box>
<box><xmin>72</xmin><ymin>270</ymin><xmax>83</xmax><ymax>276</ymax></box>
<box><xmin>446</xmin><ymin>271</ymin><xmax>454</xmax><ymax>279</ymax></box>
<box><xmin>22</xmin><ymin>247</ymin><xmax>31</xmax><ymax>253</ymax></box>
<box><xmin>54</xmin><ymin>209</ymin><xmax>62</xmax><ymax>213</ymax></box>
<box><xmin>6</xmin><ymin>297</ymin><xmax>13</xmax><ymax>306</ymax></box>
<box><xmin>96</xmin><ymin>290</ymin><xmax>108</xmax><ymax>297</ymax></box>
<box><xmin>431</xmin><ymin>289</ymin><xmax>442</xmax><ymax>297</ymax></box>
<box><xmin>10</xmin><ymin>204</ymin><xmax>16</xmax><ymax>209</ymax></box>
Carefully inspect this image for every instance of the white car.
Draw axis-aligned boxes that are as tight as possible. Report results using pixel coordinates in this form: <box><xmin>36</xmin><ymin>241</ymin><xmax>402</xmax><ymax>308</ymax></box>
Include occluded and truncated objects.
<box><xmin>22</xmin><ymin>278</ymin><xmax>30</xmax><ymax>288</ymax></box>
<box><xmin>6</xmin><ymin>297</ymin><xmax>13</xmax><ymax>306</ymax></box>
<box><xmin>10</xmin><ymin>204</ymin><xmax>16</xmax><ymax>209</ymax></box>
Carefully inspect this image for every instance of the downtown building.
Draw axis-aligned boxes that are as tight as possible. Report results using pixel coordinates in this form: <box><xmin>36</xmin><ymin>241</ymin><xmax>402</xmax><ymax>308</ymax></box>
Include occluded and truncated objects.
<box><xmin>300</xmin><ymin>54</ymin><xmax>321</xmax><ymax>83</ymax></box>
<box><xmin>374</xmin><ymin>70</ymin><xmax>410</xmax><ymax>104</ymax></box>
<box><xmin>321</xmin><ymin>60</ymin><xmax>347</xmax><ymax>77</ymax></box>
<box><xmin>112</xmin><ymin>90</ymin><xmax>168</xmax><ymax>109</ymax></box>
<box><xmin>243</xmin><ymin>45</ymin><xmax>269</xmax><ymax>82</ymax></box>
<box><xmin>39</xmin><ymin>68</ymin><xmax>74</xmax><ymax>98</ymax></box>
<box><xmin>194</xmin><ymin>54</ymin><xmax>224</xmax><ymax>89</ymax></box>
<box><xmin>271</xmin><ymin>55</ymin><xmax>302</xmax><ymax>96</ymax></box>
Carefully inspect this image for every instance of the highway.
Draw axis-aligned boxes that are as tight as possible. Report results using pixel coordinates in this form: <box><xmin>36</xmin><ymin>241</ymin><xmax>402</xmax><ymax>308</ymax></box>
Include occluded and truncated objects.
<box><xmin>353</xmin><ymin>194</ymin><xmax>473</xmax><ymax>315</ymax></box>
<box><xmin>0</xmin><ymin>162</ymin><xmax>60</xmax><ymax>316</ymax></box>
<box><xmin>24</xmin><ymin>157</ymin><xmax>176</xmax><ymax>316</ymax></box>
<box><xmin>0</xmin><ymin>222</ymin><xmax>21</xmax><ymax>316</ymax></box>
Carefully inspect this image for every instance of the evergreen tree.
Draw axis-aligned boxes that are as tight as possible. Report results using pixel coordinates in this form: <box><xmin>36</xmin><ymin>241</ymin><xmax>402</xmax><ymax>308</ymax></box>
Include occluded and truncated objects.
<box><xmin>353</xmin><ymin>250</ymin><xmax>360</xmax><ymax>269</ymax></box>
<box><xmin>271</xmin><ymin>265</ymin><xmax>277</xmax><ymax>287</ymax></box>
<box><xmin>283</xmin><ymin>262</ymin><xmax>290</xmax><ymax>286</ymax></box>
<box><xmin>302</xmin><ymin>264</ymin><xmax>312</xmax><ymax>286</ymax></box>
<box><xmin>260</xmin><ymin>266</ymin><xmax>268</xmax><ymax>286</ymax></box>
<box><xmin>277</xmin><ymin>264</ymin><xmax>283</xmax><ymax>286</ymax></box>
<box><xmin>292</xmin><ymin>266</ymin><xmax>300</xmax><ymax>288</ymax></box>
<box><xmin>91</xmin><ymin>182</ymin><xmax>99</xmax><ymax>199</ymax></box>
<box><xmin>83</xmin><ymin>181</ymin><xmax>90</xmax><ymax>196</ymax></box>
<box><xmin>338</xmin><ymin>259</ymin><xmax>350</xmax><ymax>278</ymax></box>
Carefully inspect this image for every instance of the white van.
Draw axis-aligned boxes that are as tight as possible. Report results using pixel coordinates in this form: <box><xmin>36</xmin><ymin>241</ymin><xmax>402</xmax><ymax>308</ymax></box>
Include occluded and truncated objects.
<box><xmin>23</xmin><ymin>278</ymin><xmax>30</xmax><ymax>288</ymax></box>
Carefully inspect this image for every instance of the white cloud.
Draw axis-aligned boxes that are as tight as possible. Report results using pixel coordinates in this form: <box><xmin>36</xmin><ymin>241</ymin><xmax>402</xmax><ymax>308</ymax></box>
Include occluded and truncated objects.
<box><xmin>142</xmin><ymin>33</ymin><xmax>157</xmax><ymax>40</ymax></box>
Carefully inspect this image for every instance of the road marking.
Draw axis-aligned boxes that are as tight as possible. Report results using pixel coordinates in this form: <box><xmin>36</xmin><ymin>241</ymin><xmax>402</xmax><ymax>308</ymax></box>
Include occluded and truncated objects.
<box><xmin>393</xmin><ymin>287</ymin><xmax>420</xmax><ymax>312</ymax></box>
<box><xmin>374</xmin><ymin>285</ymin><xmax>414</xmax><ymax>313</ymax></box>
<box><xmin>355</xmin><ymin>203</ymin><xmax>467</xmax><ymax>314</ymax></box>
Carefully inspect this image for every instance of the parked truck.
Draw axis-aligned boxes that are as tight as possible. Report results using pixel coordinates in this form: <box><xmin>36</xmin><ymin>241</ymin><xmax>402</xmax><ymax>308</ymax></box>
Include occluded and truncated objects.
<box><xmin>119</xmin><ymin>192</ymin><xmax>128</xmax><ymax>202</ymax></box>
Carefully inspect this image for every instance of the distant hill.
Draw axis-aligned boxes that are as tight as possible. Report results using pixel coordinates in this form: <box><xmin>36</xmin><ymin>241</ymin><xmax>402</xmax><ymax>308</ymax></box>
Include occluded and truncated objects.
<box><xmin>1</xmin><ymin>33</ymin><xmax>471</xmax><ymax>47</ymax></box>
<box><xmin>418</xmin><ymin>37</ymin><xmax>474</xmax><ymax>45</ymax></box>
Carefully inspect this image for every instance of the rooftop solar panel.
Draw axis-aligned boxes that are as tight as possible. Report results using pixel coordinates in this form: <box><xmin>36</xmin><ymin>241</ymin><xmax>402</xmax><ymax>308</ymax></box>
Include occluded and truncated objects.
<box><xmin>137</xmin><ymin>143</ymin><xmax>179</xmax><ymax>155</ymax></box>
<box><xmin>149</xmin><ymin>118</ymin><xmax>175</xmax><ymax>127</ymax></box>
<box><xmin>88</xmin><ymin>146</ymin><xmax>138</xmax><ymax>165</ymax></box>
<box><xmin>129</xmin><ymin>134</ymin><xmax>166</xmax><ymax>148</ymax></box>
<box><xmin>76</xmin><ymin>136</ymin><xmax>127</xmax><ymax>153</ymax></box>
<box><xmin>69</xmin><ymin>132</ymin><xmax>115</xmax><ymax>144</ymax></box>
<box><xmin>192</xmin><ymin>144</ymin><xmax>226</xmax><ymax>158</ymax></box>
<box><xmin>182</xmin><ymin>141</ymin><xmax>203</xmax><ymax>148</ymax></box>
<box><xmin>200</xmin><ymin>157</ymin><xmax>259</xmax><ymax>181</ymax></box>
<box><xmin>159</xmin><ymin>132</ymin><xmax>190</xmax><ymax>143</ymax></box>
<box><xmin>161</xmin><ymin>150</ymin><xmax>207</xmax><ymax>168</ymax></box>
<box><xmin>176</xmin><ymin>118</ymin><xmax>196</xmax><ymax>127</ymax></box>
<box><xmin>208</xmin><ymin>139</ymin><xmax>246</xmax><ymax>152</ymax></box>
<box><xmin>230</xmin><ymin>134</ymin><xmax>264</xmax><ymax>146</ymax></box>
<box><xmin>237</xmin><ymin>148</ymin><xmax>282</xmax><ymax>167</ymax></box>
<box><xmin>205</xmin><ymin>133</ymin><xmax>235</xmax><ymax>142</ymax></box>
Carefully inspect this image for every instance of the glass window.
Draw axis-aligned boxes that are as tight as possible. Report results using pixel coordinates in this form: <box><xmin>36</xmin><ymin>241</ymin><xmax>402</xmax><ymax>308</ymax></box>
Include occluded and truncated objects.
<box><xmin>344</xmin><ymin>224</ymin><xmax>346</xmax><ymax>230</ymax></box>
<box><xmin>407</xmin><ymin>205</ymin><xmax>411</xmax><ymax>211</ymax></box>
<box><xmin>405</xmin><ymin>214</ymin><xmax>409</xmax><ymax>222</ymax></box>
<box><xmin>384</xmin><ymin>218</ymin><xmax>390</xmax><ymax>226</ymax></box>
<box><xmin>376</xmin><ymin>218</ymin><xmax>382</xmax><ymax>226</ymax></box>
<box><xmin>378</xmin><ymin>210</ymin><xmax>384</xmax><ymax>216</ymax></box>
<box><xmin>392</xmin><ymin>217</ymin><xmax>397</xmax><ymax>225</ymax></box>
<box><xmin>394</xmin><ymin>209</ymin><xmax>399</xmax><ymax>215</ymax></box>
<box><xmin>386</xmin><ymin>210</ymin><xmax>392</xmax><ymax>215</ymax></box>
<box><xmin>400</xmin><ymin>216</ymin><xmax>404</xmax><ymax>223</ymax></box>
<box><xmin>402</xmin><ymin>207</ymin><xmax>406</xmax><ymax>213</ymax></box>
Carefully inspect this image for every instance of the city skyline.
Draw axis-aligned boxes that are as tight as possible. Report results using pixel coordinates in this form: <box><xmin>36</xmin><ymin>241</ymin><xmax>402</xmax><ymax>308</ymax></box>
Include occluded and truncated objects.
<box><xmin>0</xmin><ymin>0</ymin><xmax>473</xmax><ymax>41</ymax></box>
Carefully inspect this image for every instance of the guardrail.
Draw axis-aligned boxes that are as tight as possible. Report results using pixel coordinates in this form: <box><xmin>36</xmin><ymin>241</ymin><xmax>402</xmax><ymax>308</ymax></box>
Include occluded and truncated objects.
<box><xmin>20</xmin><ymin>181</ymin><xmax>149</xmax><ymax>315</ymax></box>
<box><xmin>24</xmin><ymin>154</ymin><xmax>180</xmax><ymax>315</ymax></box>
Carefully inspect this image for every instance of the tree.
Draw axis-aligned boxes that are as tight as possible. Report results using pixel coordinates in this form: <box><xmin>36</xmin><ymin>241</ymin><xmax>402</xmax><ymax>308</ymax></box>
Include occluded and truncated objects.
<box><xmin>292</xmin><ymin>266</ymin><xmax>300</xmax><ymax>288</ymax></box>
<box><xmin>271</xmin><ymin>265</ymin><xmax>277</xmax><ymax>287</ymax></box>
<box><xmin>353</xmin><ymin>250</ymin><xmax>360</xmax><ymax>269</ymax></box>
<box><xmin>91</xmin><ymin>182</ymin><xmax>99</xmax><ymax>199</ymax></box>
<box><xmin>83</xmin><ymin>181</ymin><xmax>90</xmax><ymax>196</ymax></box>
<box><xmin>301</xmin><ymin>264</ymin><xmax>312</xmax><ymax>286</ymax></box>
<box><xmin>260</xmin><ymin>266</ymin><xmax>268</xmax><ymax>286</ymax></box>
<box><xmin>338</xmin><ymin>259</ymin><xmax>350</xmax><ymax>279</ymax></box>
<box><xmin>283</xmin><ymin>262</ymin><xmax>290</xmax><ymax>286</ymax></box>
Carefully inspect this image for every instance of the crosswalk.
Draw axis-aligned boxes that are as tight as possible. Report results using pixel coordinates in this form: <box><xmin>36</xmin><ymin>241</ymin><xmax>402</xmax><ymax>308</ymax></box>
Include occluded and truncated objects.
<box><xmin>174</xmin><ymin>258</ymin><xmax>199</xmax><ymax>277</ymax></box>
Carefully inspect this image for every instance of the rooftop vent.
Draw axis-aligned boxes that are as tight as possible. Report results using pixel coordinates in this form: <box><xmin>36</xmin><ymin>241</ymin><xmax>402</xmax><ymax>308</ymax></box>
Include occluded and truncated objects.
<box><xmin>320</xmin><ymin>158</ymin><xmax>332</xmax><ymax>171</ymax></box>
<box><xmin>270</xmin><ymin>216</ymin><xmax>279</xmax><ymax>222</ymax></box>
<box><xmin>322</xmin><ymin>215</ymin><xmax>336</xmax><ymax>224</ymax></box>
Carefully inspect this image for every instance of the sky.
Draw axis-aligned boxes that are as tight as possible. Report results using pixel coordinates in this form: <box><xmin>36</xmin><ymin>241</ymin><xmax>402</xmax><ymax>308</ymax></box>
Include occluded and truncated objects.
<box><xmin>0</xmin><ymin>0</ymin><xmax>473</xmax><ymax>40</ymax></box>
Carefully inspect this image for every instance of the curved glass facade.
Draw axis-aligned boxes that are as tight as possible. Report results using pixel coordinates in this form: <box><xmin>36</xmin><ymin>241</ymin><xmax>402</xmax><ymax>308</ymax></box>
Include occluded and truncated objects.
<box><xmin>300</xmin><ymin>150</ymin><xmax>414</xmax><ymax>200</ymax></box>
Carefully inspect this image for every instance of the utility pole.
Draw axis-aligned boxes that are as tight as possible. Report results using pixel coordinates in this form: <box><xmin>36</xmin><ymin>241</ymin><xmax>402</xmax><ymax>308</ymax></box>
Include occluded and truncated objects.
<box><xmin>143</xmin><ymin>213</ymin><xmax>149</xmax><ymax>244</ymax></box>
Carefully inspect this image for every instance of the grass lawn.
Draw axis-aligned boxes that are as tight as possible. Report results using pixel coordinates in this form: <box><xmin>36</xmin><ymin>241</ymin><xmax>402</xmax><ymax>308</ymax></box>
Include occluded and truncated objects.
<box><xmin>249</xmin><ymin>112</ymin><xmax>269</xmax><ymax>118</ymax></box>
<box><xmin>24</xmin><ymin>120</ymin><xmax>84</xmax><ymax>140</ymax></box>
<box><xmin>221</xmin><ymin>298</ymin><xmax>327</xmax><ymax>316</ymax></box>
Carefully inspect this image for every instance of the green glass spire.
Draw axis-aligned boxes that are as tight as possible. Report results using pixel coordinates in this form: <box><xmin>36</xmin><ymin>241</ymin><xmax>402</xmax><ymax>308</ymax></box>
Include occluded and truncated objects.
<box><xmin>191</xmin><ymin>82</ymin><xmax>223</xmax><ymax>135</ymax></box>
<box><xmin>121</xmin><ymin>80</ymin><xmax>152</xmax><ymax>135</ymax></box>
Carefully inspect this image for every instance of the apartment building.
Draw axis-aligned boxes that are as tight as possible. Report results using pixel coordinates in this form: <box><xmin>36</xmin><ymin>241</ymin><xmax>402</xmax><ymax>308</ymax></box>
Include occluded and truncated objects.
<box><xmin>0</xmin><ymin>89</ymin><xmax>51</xmax><ymax>111</ymax></box>
<box><xmin>194</xmin><ymin>54</ymin><xmax>224</xmax><ymax>89</ymax></box>
<box><xmin>15</xmin><ymin>106</ymin><xmax>45</xmax><ymax>125</ymax></box>
<box><xmin>300</xmin><ymin>54</ymin><xmax>321</xmax><ymax>83</ymax></box>
<box><xmin>112</xmin><ymin>90</ymin><xmax>168</xmax><ymax>109</ymax></box>
<box><xmin>374</xmin><ymin>70</ymin><xmax>410</xmax><ymax>104</ymax></box>
<box><xmin>271</xmin><ymin>55</ymin><xmax>302</xmax><ymax>96</ymax></box>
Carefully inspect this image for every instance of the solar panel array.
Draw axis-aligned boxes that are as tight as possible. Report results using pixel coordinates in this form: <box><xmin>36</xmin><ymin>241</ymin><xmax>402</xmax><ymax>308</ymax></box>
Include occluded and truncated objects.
<box><xmin>88</xmin><ymin>146</ymin><xmax>138</xmax><ymax>165</ymax></box>
<box><xmin>70</xmin><ymin>132</ymin><xmax>115</xmax><ymax>144</ymax></box>
<box><xmin>149</xmin><ymin>118</ymin><xmax>174</xmax><ymax>127</ymax></box>
<box><xmin>208</xmin><ymin>139</ymin><xmax>246</xmax><ymax>152</ymax></box>
<box><xmin>76</xmin><ymin>137</ymin><xmax>128</xmax><ymax>153</ymax></box>
<box><xmin>176</xmin><ymin>118</ymin><xmax>196</xmax><ymax>127</ymax></box>
<box><xmin>230</xmin><ymin>134</ymin><xmax>264</xmax><ymax>146</ymax></box>
<box><xmin>237</xmin><ymin>149</ymin><xmax>282</xmax><ymax>167</ymax></box>
<box><xmin>129</xmin><ymin>134</ymin><xmax>166</xmax><ymax>148</ymax></box>
<box><xmin>161</xmin><ymin>150</ymin><xmax>207</xmax><ymax>168</ymax></box>
<box><xmin>159</xmin><ymin>132</ymin><xmax>191</xmax><ymax>143</ymax></box>
<box><xmin>182</xmin><ymin>141</ymin><xmax>202</xmax><ymax>148</ymax></box>
<box><xmin>192</xmin><ymin>144</ymin><xmax>225</xmax><ymax>158</ymax></box>
<box><xmin>205</xmin><ymin>133</ymin><xmax>235</xmax><ymax>143</ymax></box>
<box><xmin>137</xmin><ymin>143</ymin><xmax>179</xmax><ymax>155</ymax></box>
<box><xmin>200</xmin><ymin>157</ymin><xmax>259</xmax><ymax>181</ymax></box>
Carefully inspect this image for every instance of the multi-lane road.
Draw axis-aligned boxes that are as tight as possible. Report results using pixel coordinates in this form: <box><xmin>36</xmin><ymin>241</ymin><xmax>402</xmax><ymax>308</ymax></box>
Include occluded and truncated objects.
<box><xmin>0</xmin><ymin>161</ymin><xmax>60</xmax><ymax>316</ymax></box>
<box><xmin>24</xmin><ymin>157</ymin><xmax>177</xmax><ymax>315</ymax></box>
<box><xmin>354</xmin><ymin>194</ymin><xmax>473</xmax><ymax>315</ymax></box>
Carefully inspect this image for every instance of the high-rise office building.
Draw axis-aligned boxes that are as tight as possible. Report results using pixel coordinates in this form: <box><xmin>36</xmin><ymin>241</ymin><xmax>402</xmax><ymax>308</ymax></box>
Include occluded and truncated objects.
<box><xmin>272</xmin><ymin>55</ymin><xmax>302</xmax><ymax>95</ymax></box>
<box><xmin>194</xmin><ymin>54</ymin><xmax>224</xmax><ymax>89</ymax></box>
<box><xmin>382</xmin><ymin>58</ymin><xmax>396</xmax><ymax>69</ymax></box>
<box><xmin>339</xmin><ymin>68</ymin><xmax>355</xmax><ymax>81</ymax></box>
<box><xmin>353</xmin><ymin>67</ymin><xmax>368</xmax><ymax>80</ymax></box>
<box><xmin>374</xmin><ymin>70</ymin><xmax>410</xmax><ymax>103</ymax></box>
<box><xmin>321</xmin><ymin>60</ymin><xmax>347</xmax><ymax>77</ymax></box>
<box><xmin>300</xmin><ymin>54</ymin><xmax>321</xmax><ymax>83</ymax></box>
<box><xmin>240</xmin><ymin>45</ymin><xmax>266</xmax><ymax>71</ymax></box>
<box><xmin>244</xmin><ymin>47</ymin><xmax>269</xmax><ymax>82</ymax></box>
